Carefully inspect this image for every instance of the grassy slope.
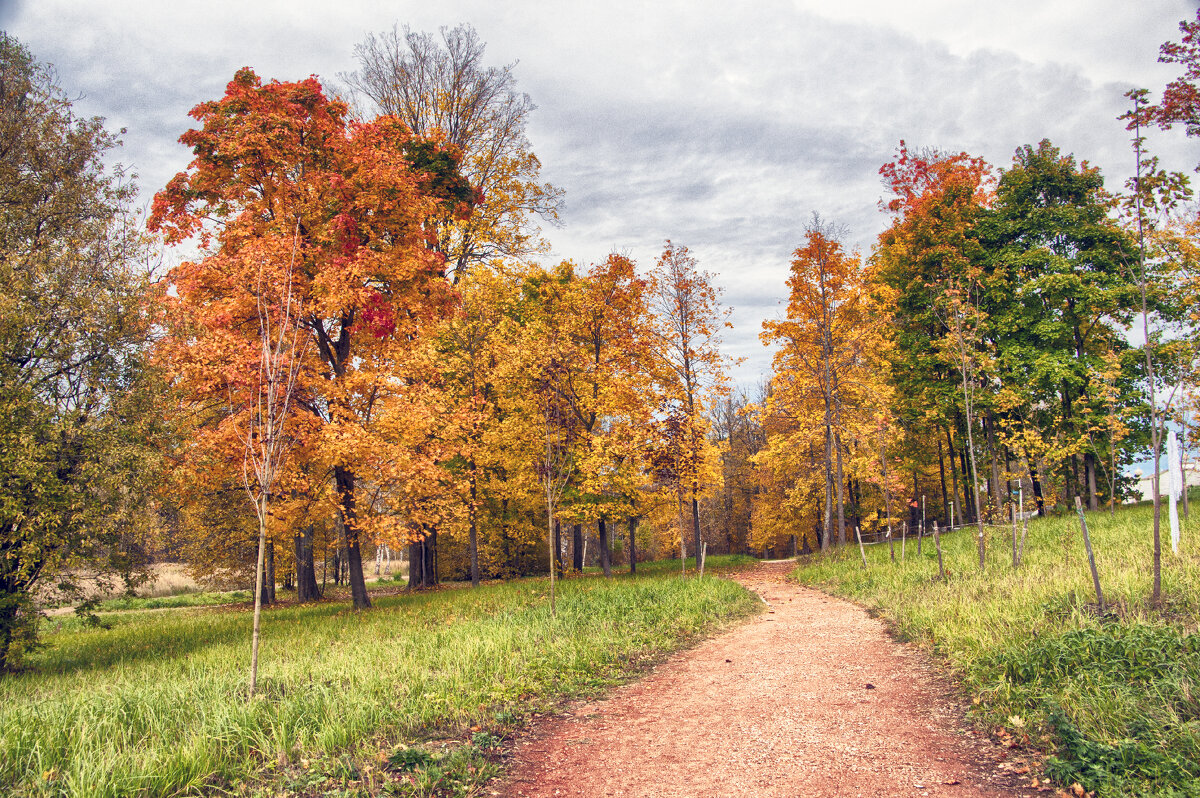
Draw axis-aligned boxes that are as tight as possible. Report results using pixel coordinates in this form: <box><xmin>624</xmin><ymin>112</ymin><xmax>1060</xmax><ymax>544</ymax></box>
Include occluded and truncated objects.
<box><xmin>793</xmin><ymin>501</ymin><xmax>1200</xmax><ymax>797</ymax></box>
<box><xmin>1</xmin><ymin>557</ymin><xmax>758</xmax><ymax>797</ymax></box>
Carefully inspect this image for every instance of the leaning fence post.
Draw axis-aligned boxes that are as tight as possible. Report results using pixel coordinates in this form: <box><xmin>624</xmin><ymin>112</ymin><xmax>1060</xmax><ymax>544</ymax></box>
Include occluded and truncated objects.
<box><xmin>933</xmin><ymin>521</ymin><xmax>945</xmax><ymax>582</ymax></box>
<box><xmin>1074</xmin><ymin>496</ymin><xmax>1105</xmax><ymax>613</ymax></box>
<box><xmin>855</xmin><ymin>526</ymin><xmax>868</xmax><ymax>569</ymax></box>
<box><xmin>901</xmin><ymin>521</ymin><xmax>907</xmax><ymax>562</ymax></box>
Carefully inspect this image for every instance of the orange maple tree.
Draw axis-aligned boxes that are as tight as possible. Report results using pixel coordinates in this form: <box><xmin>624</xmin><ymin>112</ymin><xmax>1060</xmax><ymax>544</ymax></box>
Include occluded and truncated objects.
<box><xmin>150</xmin><ymin>68</ymin><xmax>472</xmax><ymax>609</ymax></box>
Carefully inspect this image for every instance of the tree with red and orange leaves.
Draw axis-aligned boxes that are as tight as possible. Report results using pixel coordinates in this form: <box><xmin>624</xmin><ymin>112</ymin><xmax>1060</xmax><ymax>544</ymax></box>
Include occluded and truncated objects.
<box><xmin>150</xmin><ymin>68</ymin><xmax>472</xmax><ymax>611</ymax></box>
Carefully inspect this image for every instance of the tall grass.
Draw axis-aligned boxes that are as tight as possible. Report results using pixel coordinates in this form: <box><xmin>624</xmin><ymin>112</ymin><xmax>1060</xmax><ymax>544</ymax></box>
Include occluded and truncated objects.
<box><xmin>1</xmin><ymin>560</ymin><xmax>757</xmax><ymax>797</ymax></box>
<box><xmin>793</xmin><ymin>501</ymin><xmax>1200</xmax><ymax>796</ymax></box>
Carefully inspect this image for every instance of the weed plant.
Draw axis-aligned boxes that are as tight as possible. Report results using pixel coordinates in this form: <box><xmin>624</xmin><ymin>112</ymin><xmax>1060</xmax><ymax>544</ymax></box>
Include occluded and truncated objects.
<box><xmin>0</xmin><ymin>558</ymin><xmax>756</xmax><ymax>797</ymax></box>
<box><xmin>793</xmin><ymin>501</ymin><xmax>1200</xmax><ymax>797</ymax></box>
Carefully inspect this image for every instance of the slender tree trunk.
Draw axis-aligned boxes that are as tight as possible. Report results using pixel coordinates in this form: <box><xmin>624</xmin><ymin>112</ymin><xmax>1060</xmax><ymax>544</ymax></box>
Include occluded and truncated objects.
<box><xmin>467</xmin><ymin>475</ymin><xmax>480</xmax><ymax>589</ymax></box>
<box><xmin>1029</xmin><ymin>461</ymin><xmax>1046</xmax><ymax>517</ymax></box>
<box><xmin>959</xmin><ymin>442</ymin><xmax>974</xmax><ymax>524</ymax></box>
<box><xmin>249</xmin><ymin>494</ymin><xmax>268</xmax><ymax>696</ymax></box>
<box><xmin>945</xmin><ymin>425</ymin><xmax>960</xmax><ymax>525</ymax></box>
<box><xmin>835</xmin><ymin>432</ymin><xmax>846</xmax><ymax>546</ymax></box>
<box><xmin>628</xmin><ymin>516</ymin><xmax>638</xmax><ymax>575</ymax></box>
<box><xmin>691</xmin><ymin>491</ymin><xmax>702</xmax><ymax>571</ymax></box>
<box><xmin>333</xmin><ymin>465</ymin><xmax>369</xmax><ymax>609</ymax></box>
<box><xmin>572</xmin><ymin>523</ymin><xmax>583</xmax><ymax>572</ymax></box>
<box><xmin>823</xmin><ymin>420</ymin><xmax>833</xmax><ymax>551</ymax></box>
<box><xmin>553</xmin><ymin>518</ymin><xmax>563</xmax><ymax>574</ymax></box>
<box><xmin>598</xmin><ymin>519</ymin><xmax>612</xmax><ymax>578</ymax></box>
<box><xmin>987</xmin><ymin>414</ymin><xmax>1003</xmax><ymax>517</ymax></box>
<box><xmin>938</xmin><ymin>436</ymin><xmax>950</xmax><ymax>525</ymax></box>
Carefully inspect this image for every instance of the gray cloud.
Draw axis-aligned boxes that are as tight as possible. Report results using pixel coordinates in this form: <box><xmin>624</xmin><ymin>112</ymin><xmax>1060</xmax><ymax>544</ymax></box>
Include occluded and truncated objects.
<box><xmin>6</xmin><ymin>0</ymin><xmax>1196</xmax><ymax>389</ymax></box>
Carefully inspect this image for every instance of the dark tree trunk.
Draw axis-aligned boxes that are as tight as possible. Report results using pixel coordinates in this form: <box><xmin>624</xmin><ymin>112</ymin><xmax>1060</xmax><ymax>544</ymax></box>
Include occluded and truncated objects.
<box><xmin>572</xmin><ymin>523</ymin><xmax>583</xmax><ymax>572</ymax></box>
<box><xmin>296</xmin><ymin>525</ymin><xmax>320</xmax><ymax>601</ymax></box>
<box><xmin>598</xmin><ymin>519</ymin><xmax>612</xmax><ymax>577</ymax></box>
<box><xmin>959</xmin><ymin>441</ymin><xmax>975</xmax><ymax>524</ymax></box>
<box><xmin>691</xmin><ymin>490</ymin><xmax>702</xmax><ymax>571</ymax></box>
<box><xmin>1029</xmin><ymin>461</ymin><xmax>1047</xmax><ymax>517</ymax></box>
<box><xmin>422</xmin><ymin>527</ymin><xmax>438</xmax><ymax>587</ymax></box>
<box><xmin>334</xmin><ymin>465</ymin><xmax>371</xmax><ymax>609</ymax></box>
<box><xmin>407</xmin><ymin>540</ymin><xmax>423</xmax><ymax>589</ymax></box>
<box><xmin>264</xmin><ymin>540</ymin><xmax>276</xmax><ymax>605</ymax></box>
<box><xmin>937</xmin><ymin>436</ymin><xmax>950</xmax><ymax>526</ymax></box>
<box><xmin>945</xmin><ymin>425</ymin><xmax>960</xmax><ymax>526</ymax></box>
<box><xmin>553</xmin><ymin>518</ymin><xmax>563</xmax><ymax>574</ymax></box>
<box><xmin>628</xmin><ymin>516</ymin><xmax>637</xmax><ymax>575</ymax></box>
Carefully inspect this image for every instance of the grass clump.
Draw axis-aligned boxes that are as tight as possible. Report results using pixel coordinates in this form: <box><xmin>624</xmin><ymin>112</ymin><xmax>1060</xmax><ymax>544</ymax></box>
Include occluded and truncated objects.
<box><xmin>793</xmin><ymin>500</ymin><xmax>1200</xmax><ymax>797</ymax></box>
<box><xmin>0</xmin><ymin>559</ymin><xmax>757</xmax><ymax>796</ymax></box>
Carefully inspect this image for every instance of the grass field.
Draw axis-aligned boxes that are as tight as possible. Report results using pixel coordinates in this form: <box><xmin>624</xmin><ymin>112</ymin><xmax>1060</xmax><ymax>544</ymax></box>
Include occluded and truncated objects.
<box><xmin>793</xmin><ymin>498</ymin><xmax>1200</xmax><ymax>797</ymax></box>
<box><xmin>1</xmin><ymin>556</ymin><xmax>758</xmax><ymax>797</ymax></box>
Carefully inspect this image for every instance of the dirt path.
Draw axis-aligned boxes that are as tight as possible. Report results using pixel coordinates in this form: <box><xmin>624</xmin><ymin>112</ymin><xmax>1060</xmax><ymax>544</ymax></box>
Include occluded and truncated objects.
<box><xmin>497</xmin><ymin>561</ymin><xmax>1033</xmax><ymax>798</ymax></box>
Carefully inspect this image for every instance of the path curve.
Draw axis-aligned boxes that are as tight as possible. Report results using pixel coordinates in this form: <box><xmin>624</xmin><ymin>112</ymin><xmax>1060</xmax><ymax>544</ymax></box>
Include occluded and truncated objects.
<box><xmin>497</xmin><ymin>561</ymin><xmax>1031</xmax><ymax>798</ymax></box>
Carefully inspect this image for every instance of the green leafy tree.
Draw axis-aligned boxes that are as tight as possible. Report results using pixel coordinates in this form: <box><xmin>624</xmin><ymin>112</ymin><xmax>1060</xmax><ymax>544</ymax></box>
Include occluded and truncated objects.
<box><xmin>0</xmin><ymin>33</ymin><xmax>156</xmax><ymax>669</ymax></box>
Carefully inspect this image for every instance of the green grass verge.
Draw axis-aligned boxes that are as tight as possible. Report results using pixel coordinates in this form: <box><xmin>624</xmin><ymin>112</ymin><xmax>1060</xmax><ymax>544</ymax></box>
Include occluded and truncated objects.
<box><xmin>95</xmin><ymin>590</ymin><xmax>253</xmax><ymax>612</ymax></box>
<box><xmin>793</xmin><ymin>501</ymin><xmax>1200</xmax><ymax>797</ymax></box>
<box><xmin>1</xmin><ymin>556</ymin><xmax>758</xmax><ymax>797</ymax></box>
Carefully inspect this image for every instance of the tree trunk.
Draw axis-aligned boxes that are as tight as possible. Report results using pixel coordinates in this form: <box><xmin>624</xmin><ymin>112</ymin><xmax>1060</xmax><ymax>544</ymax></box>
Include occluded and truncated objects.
<box><xmin>407</xmin><ymin>540</ymin><xmax>424</xmax><ymax>589</ymax></box>
<box><xmin>938</xmin><ymin>435</ymin><xmax>950</xmax><ymax>525</ymax></box>
<box><xmin>1085</xmin><ymin>451</ymin><xmax>1099</xmax><ymax>511</ymax></box>
<box><xmin>628</xmin><ymin>516</ymin><xmax>637</xmax><ymax>575</ymax></box>
<box><xmin>1029</xmin><ymin>461</ymin><xmax>1046</xmax><ymax>517</ymax></box>
<box><xmin>823</xmin><ymin>411</ymin><xmax>833</xmax><ymax>551</ymax></box>
<box><xmin>553</xmin><ymin>518</ymin><xmax>563</xmax><ymax>574</ymax></box>
<box><xmin>598</xmin><ymin>519</ymin><xmax>612</xmax><ymax>577</ymax></box>
<box><xmin>958</xmin><ymin>441</ymin><xmax>974</xmax><ymax>524</ymax></box>
<box><xmin>422</xmin><ymin>526</ymin><xmax>438</xmax><ymax>587</ymax></box>
<box><xmin>944</xmin><ymin>425</ymin><xmax>960</xmax><ymax>526</ymax></box>
<box><xmin>265</xmin><ymin>540</ymin><xmax>276</xmax><ymax>605</ymax></box>
<box><xmin>468</xmin><ymin>471</ymin><xmax>480</xmax><ymax>587</ymax></box>
<box><xmin>572</xmin><ymin>523</ymin><xmax>583</xmax><ymax>571</ymax></box>
<box><xmin>295</xmin><ymin>527</ymin><xmax>318</xmax><ymax>601</ymax></box>
<box><xmin>691</xmin><ymin>491</ymin><xmax>702</xmax><ymax>570</ymax></box>
<box><xmin>333</xmin><ymin>465</ymin><xmax>370</xmax><ymax>609</ymax></box>
<box><xmin>835</xmin><ymin>432</ymin><xmax>846</xmax><ymax>546</ymax></box>
<box><xmin>987</xmin><ymin>414</ymin><xmax>1003</xmax><ymax>517</ymax></box>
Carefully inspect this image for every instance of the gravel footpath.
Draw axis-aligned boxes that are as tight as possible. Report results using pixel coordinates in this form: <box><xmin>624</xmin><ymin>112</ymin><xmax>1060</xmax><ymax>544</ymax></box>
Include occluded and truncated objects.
<box><xmin>496</xmin><ymin>560</ymin><xmax>1035</xmax><ymax>798</ymax></box>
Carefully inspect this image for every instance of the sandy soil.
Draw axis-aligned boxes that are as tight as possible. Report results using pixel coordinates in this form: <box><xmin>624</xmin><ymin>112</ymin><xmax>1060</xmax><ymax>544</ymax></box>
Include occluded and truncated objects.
<box><xmin>496</xmin><ymin>561</ymin><xmax>1038</xmax><ymax>798</ymax></box>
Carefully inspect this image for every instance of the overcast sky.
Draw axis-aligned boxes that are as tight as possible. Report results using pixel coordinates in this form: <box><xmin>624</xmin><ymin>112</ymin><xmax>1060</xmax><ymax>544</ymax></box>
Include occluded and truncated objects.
<box><xmin>3</xmin><ymin>0</ymin><xmax>1198</xmax><ymax>388</ymax></box>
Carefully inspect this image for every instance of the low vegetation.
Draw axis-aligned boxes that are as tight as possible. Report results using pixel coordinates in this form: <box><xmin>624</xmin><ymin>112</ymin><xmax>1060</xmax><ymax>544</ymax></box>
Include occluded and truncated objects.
<box><xmin>1</xmin><ymin>558</ymin><xmax>757</xmax><ymax>797</ymax></box>
<box><xmin>793</xmin><ymin>499</ymin><xmax>1200</xmax><ymax>797</ymax></box>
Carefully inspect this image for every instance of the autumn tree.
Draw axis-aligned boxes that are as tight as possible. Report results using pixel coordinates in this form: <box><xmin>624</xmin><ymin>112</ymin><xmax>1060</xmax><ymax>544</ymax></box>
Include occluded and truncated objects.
<box><xmin>1143</xmin><ymin>7</ymin><xmax>1200</xmax><ymax>168</ymax></box>
<box><xmin>0</xmin><ymin>34</ymin><xmax>158</xmax><ymax>669</ymax></box>
<box><xmin>151</xmin><ymin>69</ymin><xmax>472</xmax><ymax>611</ymax></box>
<box><xmin>759</xmin><ymin>219</ymin><xmax>895</xmax><ymax>552</ymax></box>
<box><xmin>875</xmin><ymin>142</ymin><xmax>995</xmax><ymax>548</ymax></box>
<box><xmin>344</xmin><ymin>23</ymin><xmax>563</xmax><ymax>281</ymax></box>
<box><xmin>649</xmin><ymin>242</ymin><xmax>731</xmax><ymax>568</ymax></box>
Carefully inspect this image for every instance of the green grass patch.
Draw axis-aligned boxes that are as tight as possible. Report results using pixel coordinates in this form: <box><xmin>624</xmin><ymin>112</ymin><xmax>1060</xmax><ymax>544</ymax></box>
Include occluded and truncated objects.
<box><xmin>95</xmin><ymin>589</ymin><xmax>253</xmax><ymax>612</ymax></box>
<box><xmin>793</xmin><ymin>502</ymin><xmax>1200</xmax><ymax>797</ymax></box>
<box><xmin>1</xmin><ymin>565</ymin><xmax>758</xmax><ymax>797</ymax></box>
